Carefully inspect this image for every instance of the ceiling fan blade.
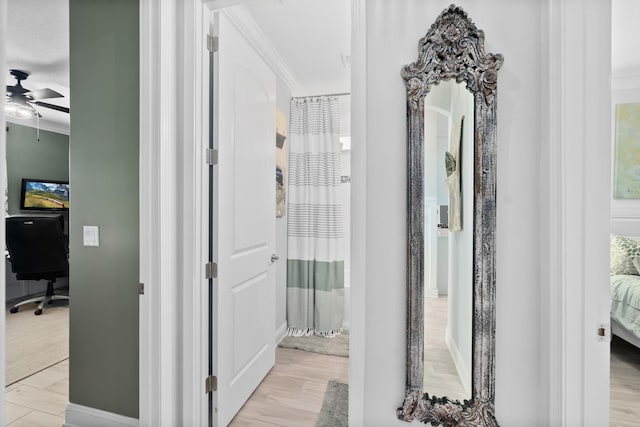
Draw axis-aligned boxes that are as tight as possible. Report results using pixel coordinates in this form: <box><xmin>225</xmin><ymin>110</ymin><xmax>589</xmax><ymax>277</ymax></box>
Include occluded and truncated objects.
<box><xmin>26</xmin><ymin>88</ymin><xmax>64</xmax><ymax>100</ymax></box>
<box><xmin>34</xmin><ymin>101</ymin><xmax>70</xmax><ymax>114</ymax></box>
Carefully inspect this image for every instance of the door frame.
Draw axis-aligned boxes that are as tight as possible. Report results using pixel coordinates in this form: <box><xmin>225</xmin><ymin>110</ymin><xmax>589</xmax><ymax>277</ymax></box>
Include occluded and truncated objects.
<box><xmin>0</xmin><ymin>0</ymin><xmax>6</xmax><ymax>420</ymax></box>
<box><xmin>139</xmin><ymin>0</ymin><xmax>209</xmax><ymax>425</ymax></box>
<box><xmin>541</xmin><ymin>1</ymin><xmax>611</xmax><ymax>425</ymax></box>
<box><xmin>138</xmin><ymin>0</ymin><xmax>365</xmax><ymax>424</ymax></box>
<box><xmin>138</xmin><ymin>1</ymin><xmax>360</xmax><ymax>425</ymax></box>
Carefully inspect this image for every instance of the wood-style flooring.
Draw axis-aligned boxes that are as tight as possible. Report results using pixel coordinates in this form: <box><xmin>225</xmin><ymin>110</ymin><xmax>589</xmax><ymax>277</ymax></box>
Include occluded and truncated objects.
<box><xmin>7</xmin><ymin>313</ymin><xmax>639</xmax><ymax>426</ymax></box>
<box><xmin>611</xmin><ymin>335</ymin><xmax>640</xmax><ymax>426</ymax></box>
<box><xmin>5</xmin><ymin>359</ymin><xmax>68</xmax><ymax>426</ymax></box>
<box><xmin>5</xmin><ymin>303</ymin><xmax>69</xmax><ymax>386</ymax></box>
<box><xmin>230</xmin><ymin>347</ymin><xmax>349</xmax><ymax>426</ymax></box>
<box><xmin>4</xmin><ymin>348</ymin><xmax>347</xmax><ymax>427</ymax></box>
<box><xmin>424</xmin><ymin>296</ymin><xmax>469</xmax><ymax>402</ymax></box>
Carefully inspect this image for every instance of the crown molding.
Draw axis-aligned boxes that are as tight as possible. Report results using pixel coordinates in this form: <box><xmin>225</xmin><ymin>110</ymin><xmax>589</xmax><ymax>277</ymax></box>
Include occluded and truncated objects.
<box><xmin>5</xmin><ymin>117</ymin><xmax>70</xmax><ymax>135</ymax></box>
<box><xmin>612</xmin><ymin>73</ymin><xmax>640</xmax><ymax>91</ymax></box>
<box><xmin>222</xmin><ymin>6</ymin><xmax>299</xmax><ymax>94</ymax></box>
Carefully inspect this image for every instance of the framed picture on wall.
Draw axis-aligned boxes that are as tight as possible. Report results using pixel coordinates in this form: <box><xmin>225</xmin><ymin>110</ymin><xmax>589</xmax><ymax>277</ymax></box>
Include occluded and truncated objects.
<box><xmin>614</xmin><ymin>103</ymin><xmax>640</xmax><ymax>199</ymax></box>
<box><xmin>276</xmin><ymin>109</ymin><xmax>287</xmax><ymax>217</ymax></box>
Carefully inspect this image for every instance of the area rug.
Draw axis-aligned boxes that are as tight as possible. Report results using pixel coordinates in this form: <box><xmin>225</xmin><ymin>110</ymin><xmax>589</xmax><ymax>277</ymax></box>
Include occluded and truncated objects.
<box><xmin>278</xmin><ymin>330</ymin><xmax>349</xmax><ymax>357</ymax></box>
<box><xmin>5</xmin><ymin>304</ymin><xmax>69</xmax><ymax>386</ymax></box>
<box><xmin>316</xmin><ymin>380</ymin><xmax>348</xmax><ymax>427</ymax></box>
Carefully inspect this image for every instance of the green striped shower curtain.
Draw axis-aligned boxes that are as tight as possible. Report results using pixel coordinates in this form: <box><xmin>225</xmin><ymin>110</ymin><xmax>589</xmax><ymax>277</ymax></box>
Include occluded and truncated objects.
<box><xmin>286</xmin><ymin>96</ymin><xmax>344</xmax><ymax>337</ymax></box>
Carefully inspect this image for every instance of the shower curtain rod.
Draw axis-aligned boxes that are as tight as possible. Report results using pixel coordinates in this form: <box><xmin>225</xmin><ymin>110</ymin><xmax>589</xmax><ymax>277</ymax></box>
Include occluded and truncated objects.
<box><xmin>292</xmin><ymin>92</ymin><xmax>351</xmax><ymax>99</ymax></box>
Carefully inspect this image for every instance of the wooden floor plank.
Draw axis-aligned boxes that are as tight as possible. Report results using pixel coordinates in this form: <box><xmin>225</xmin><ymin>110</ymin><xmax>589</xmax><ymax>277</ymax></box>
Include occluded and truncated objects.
<box><xmin>229</xmin><ymin>347</ymin><xmax>349</xmax><ymax>427</ymax></box>
<box><xmin>611</xmin><ymin>335</ymin><xmax>640</xmax><ymax>426</ymax></box>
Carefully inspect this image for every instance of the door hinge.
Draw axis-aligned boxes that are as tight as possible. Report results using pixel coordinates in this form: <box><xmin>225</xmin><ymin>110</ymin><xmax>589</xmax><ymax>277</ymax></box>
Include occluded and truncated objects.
<box><xmin>205</xmin><ymin>375</ymin><xmax>218</xmax><ymax>393</ymax></box>
<box><xmin>206</xmin><ymin>262</ymin><xmax>218</xmax><ymax>279</ymax></box>
<box><xmin>138</xmin><ymin>283</ymin><xmax>144</xmax><ymax>295</ymax></box>
<box><xmin>207</xmin><ymin>35</ymin><xmax>219</xmax><ymax>53</ymax></box>
<box><xmin>206</xmin><ymin>148</ymin><xmax>218</xmax><ymax>166</ymax></box>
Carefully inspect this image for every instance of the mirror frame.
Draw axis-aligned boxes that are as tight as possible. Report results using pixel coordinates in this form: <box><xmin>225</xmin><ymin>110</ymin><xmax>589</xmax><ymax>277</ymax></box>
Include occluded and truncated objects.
<box><xmin>397</xmin><ymin>5</ymin><xmax>503</xmax><ymax>426</ymax></box>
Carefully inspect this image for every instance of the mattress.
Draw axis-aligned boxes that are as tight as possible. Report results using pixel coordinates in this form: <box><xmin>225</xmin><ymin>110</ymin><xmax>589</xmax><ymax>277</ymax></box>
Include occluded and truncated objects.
<box><xmin>611</xmin><ymin>274</ymin><xmax>640</xmax><ymax>344</ymax></box>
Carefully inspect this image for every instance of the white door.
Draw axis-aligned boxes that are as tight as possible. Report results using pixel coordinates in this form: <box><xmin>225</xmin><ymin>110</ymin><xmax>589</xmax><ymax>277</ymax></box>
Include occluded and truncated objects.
<box><xmin>212</xmin><ymin>10</ymin><xmax>277</xmax><ymax>427</ymax></box>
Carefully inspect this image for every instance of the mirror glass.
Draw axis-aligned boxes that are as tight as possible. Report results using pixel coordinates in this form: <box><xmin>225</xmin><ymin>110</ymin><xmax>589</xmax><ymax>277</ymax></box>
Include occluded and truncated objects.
<box><xmin>423</xmin><ymin>80</ymin><xmax>473</xmax><ymax>403</ymax></box>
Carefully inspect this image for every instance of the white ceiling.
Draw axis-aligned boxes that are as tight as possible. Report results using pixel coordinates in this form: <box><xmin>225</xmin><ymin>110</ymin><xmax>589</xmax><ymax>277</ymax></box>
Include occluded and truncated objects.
<box><xmin>244</xmin><ymin>0</ymin><xmax>351</xmax><ymax>97</ymax></box>
<box><xmin>5</xmin><ymin>0</ymin><xmax>639</xmax><ymax>135</ymax></box>
<box><xmin>6</xmin><ymin>0</ymin><xmax>70</xmax><ymax>133</ymax></box>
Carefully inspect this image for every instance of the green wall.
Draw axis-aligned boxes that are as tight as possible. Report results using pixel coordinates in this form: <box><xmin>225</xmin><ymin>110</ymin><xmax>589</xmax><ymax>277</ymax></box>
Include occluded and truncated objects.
<box><xmin>69</xmin><ymin>0</ymin><xmax>139</xmax><ymax>418</ymax></box>
<box><xmin>5</xmin><ymin>124</ymin><xmax>69</xmax><ymax>215</ymax></box>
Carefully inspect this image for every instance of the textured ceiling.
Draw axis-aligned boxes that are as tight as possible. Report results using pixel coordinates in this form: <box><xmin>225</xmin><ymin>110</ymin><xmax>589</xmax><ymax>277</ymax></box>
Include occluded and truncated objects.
<box><xmin>5</xmin><ymin>0</ymin><xmax>70</xmax><ymax>132</ymax></box>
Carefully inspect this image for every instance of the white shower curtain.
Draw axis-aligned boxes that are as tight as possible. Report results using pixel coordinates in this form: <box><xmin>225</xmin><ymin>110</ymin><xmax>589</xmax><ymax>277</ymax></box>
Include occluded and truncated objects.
<box><xmin>286</xmin><ymin>96</ymin><xmax>344</xmax><ymax>337</ymax></box>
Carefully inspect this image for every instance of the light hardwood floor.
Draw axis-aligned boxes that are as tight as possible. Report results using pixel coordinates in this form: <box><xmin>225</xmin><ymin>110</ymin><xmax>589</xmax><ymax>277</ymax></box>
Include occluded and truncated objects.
<box><xmin>230</xmin><ymin>347</ymin><xmax>349</xmax><ymax>426</ymax></box>
<box><xmin>611</xmin><ymin>335</ymin><xmax>640</xmax><ymax>427</ymax></box>
<box><xmin>5</xmin><ymin>359</ymin><xmax>68</xmax><ymax>427</ymax></box>
<box><xmin>424</xmin><ymin>296</ymin><xmax>469</xmax><ymax>402</ymax></box>
<box><xmin>4</xmin><ymin>327</ymin><xmax>640</xmax><ymax>426</ymax></box>
<box><xmin>4</xmin><ymin>348</ymin><xmax>347</xmax><ymax>427</ymax></box>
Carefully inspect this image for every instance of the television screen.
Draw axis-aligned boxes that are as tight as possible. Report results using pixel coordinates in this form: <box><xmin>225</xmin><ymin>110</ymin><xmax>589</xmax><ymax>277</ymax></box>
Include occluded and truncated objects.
<box><xmin>20</xmin><ymin>178</ymin><xmax>69</xmax><ymax>211</ymax></box>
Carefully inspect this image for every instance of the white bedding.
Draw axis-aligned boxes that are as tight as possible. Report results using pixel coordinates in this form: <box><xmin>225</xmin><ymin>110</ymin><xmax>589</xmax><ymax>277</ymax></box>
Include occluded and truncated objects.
<box><xmin>611</xmin><ymin>274</ymin><xmax>640</xmax><ymax>347</ymax></box>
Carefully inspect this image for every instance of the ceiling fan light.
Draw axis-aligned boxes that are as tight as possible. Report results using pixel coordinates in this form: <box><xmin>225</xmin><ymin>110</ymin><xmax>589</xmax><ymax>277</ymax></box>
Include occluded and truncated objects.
<box><xmin>5</xmin><ymin>100</ymin><xmax>37</xmax><ymax>120</ymax></box>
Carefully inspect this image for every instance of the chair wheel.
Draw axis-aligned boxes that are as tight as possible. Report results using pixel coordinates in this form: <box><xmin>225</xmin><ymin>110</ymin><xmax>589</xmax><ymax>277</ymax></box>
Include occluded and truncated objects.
<box><xmin>9</xmin><ymin>307</ymin><xmax>18</xmax><ymax>314</ymax></box>
<box><xmin>34</xmin><ymin>309</ymin><xmax>43</xmax><ymax>315</ymax></box>
<box><xmin>48</xmin><ymin>300</ymin><xmax>53</xmax><ymax>305</ymax></box>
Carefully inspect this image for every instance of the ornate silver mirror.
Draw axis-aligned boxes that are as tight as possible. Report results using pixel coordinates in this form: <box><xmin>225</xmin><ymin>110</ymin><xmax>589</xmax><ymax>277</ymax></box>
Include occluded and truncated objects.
<box><xmin>397</xmin><ymin>5</ymin><xmax>502</xmax><ymax>426</ymax></box>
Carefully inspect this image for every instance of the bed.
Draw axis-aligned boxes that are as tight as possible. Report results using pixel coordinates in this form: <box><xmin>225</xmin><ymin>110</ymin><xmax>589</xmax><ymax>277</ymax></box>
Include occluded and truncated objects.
<box><xmin>610</xmin><ymin>234</ymin><xmax>640</xmax><ymax>348</ymax></box>
<box><xmin>611</xmin><ymin>274</ymin><xmax>640</xmax><ymax>348</ymax></box>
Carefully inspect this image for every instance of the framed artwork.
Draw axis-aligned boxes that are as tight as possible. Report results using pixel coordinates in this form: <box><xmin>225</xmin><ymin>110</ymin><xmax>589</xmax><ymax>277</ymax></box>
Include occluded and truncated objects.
<box><xmin>276</xmin><ymin>109</ymin><xmax>287</xmax><ymax>216</ymax></box>
<box><xmin>614</xmin><ymin>103</ymin><xmax>640</xmax><ymax>199</ymax></box>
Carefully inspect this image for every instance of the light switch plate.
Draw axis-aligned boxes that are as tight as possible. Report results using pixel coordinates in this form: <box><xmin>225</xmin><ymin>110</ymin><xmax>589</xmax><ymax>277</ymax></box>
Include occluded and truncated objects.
<box><xmin>83</xmin><ymin>225</ymin><xmax>100</xmax><ymax>247</ymax></box>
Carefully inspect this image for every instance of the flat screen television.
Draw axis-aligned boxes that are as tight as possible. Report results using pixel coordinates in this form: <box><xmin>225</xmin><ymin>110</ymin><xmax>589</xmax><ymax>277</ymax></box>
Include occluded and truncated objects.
<box><xmin>20</xmin><ymin>178</ymin><xmax>70</xmax><ymax>211</ymax></box>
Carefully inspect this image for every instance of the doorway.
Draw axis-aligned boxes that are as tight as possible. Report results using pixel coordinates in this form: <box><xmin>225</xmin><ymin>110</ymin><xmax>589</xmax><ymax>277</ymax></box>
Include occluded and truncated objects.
<box><xmin>609</xmin><ymin>2</ymin><xmax>640</xmax><ymax>425</ymax></box>
<box><xmin>207</xmin><ymin>2</ymin><xmax>352</xmax><ymax>425</ymax></box>
<box><xmin>3</xmin><ymin>1</ymin><xmax>71</xmax><ymax>425</ymax></box>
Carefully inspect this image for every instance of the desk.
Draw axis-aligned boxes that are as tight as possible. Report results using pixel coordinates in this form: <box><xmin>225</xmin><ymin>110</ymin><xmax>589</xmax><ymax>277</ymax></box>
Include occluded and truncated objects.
<box><xmin>5</xmin><ymin>257</ymin><xmax>69</xmax><ymax>302</ymax></box>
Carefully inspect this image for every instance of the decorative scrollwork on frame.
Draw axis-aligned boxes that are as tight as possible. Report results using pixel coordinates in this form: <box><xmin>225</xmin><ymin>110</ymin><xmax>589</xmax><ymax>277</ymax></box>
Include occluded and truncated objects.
<box><xmin>398</xmin><ymin>393</ymin><xmax>498</xmax><ymax>427</ymax></box>
<box><xmin>401</xmin><ymin>5</ymin><xmax>503</xmax><ymax>110</ymax></box>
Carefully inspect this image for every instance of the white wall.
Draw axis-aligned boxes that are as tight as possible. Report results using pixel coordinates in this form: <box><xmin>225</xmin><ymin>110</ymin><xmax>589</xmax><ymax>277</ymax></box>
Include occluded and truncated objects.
<box><xmin>446</xmin><ymin>82</ymin><xmax>474</xmax><ymax>397</ymax></box>
<box><xmin>355</xmin><ymin>1</ymin><xmax>550</xmax><ymax>425</ymax></box>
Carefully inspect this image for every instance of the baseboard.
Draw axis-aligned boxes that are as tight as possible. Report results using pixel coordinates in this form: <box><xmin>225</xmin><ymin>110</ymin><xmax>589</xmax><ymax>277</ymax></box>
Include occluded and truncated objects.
<box><xmin>445</xmin><ymin>327</ymin><xmax>472</xmax><ymax>397</ymax></box>
<box><xmin>275</xmin><ymin>321</ymin><xmax>287</xmax><ymax>344</ymax></box>
<box><xmin>64</xmin><ymin>402</ymin><xmax>139</xmax><ymax>427</ymax></box>
<box><xmin>425</xmin><ymin>288</ymin><xmax>440</xmax><ymax>298</ymax></box>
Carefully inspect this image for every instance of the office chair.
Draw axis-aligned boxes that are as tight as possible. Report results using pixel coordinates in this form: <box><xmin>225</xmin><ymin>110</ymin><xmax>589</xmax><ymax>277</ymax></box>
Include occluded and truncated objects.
<box><xmin>6</xmin><ymin>215</ymin><xmax>69</xmax><ymax>315</ymax></box>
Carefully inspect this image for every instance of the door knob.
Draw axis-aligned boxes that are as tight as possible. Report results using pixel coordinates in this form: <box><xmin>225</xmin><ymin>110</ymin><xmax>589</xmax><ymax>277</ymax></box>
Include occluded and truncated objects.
<box><xmin>271</xmin><ymin>254</ymin><xmax>280</xmax><ymax>263</ymax></box>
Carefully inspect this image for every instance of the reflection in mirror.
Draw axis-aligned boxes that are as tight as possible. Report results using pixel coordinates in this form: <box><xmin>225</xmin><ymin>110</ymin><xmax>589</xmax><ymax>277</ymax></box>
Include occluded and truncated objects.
<box><xmin>423</xmin><ymin>80</ymin><xmax>474</xmax><ymax>403</ymax></box>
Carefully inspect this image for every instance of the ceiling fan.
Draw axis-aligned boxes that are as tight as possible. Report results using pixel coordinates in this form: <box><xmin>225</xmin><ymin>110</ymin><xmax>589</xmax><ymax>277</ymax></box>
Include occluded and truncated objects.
<box><xmin>5</xmin><ymin>69</ymin><xmax>70</xmax><ymax>120</ymax></box>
